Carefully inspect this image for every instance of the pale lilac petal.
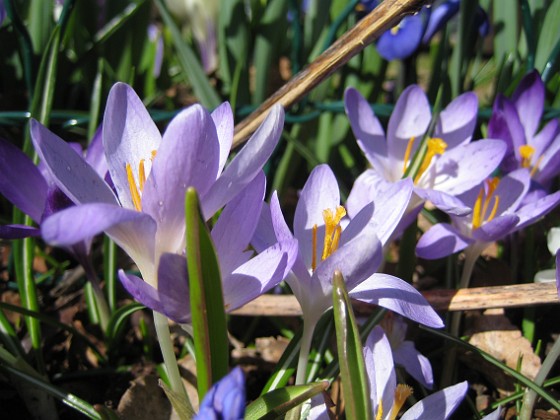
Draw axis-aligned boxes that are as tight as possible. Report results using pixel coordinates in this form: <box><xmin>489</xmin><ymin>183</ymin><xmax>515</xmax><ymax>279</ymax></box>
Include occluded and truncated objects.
<box><xmin>223</xmin><ymin>240</ymin><xmax>297</xmax><ymax>312</ymax></box>
<box><xmin>251</xmin><ymin>202</ymin><xmax>276</xmax><ymax>253</ymax></box>
<box><xmin>211</xmin><ymin>102</ymin><xmax>234</xmax><ymax>176</ymax></box>
<box><xmin>512</xmin><ymin>70</ymin><xmax>544</xmax><ymax>140</ymax></box>
<box><xmin>435</xmin><ymin>92</ymin><xmax>478</xmax><ymax>148</ymax></box>
<box><xmin>307</xmin><ymin>395</ymin><xmax>329</xmax><ymax>420</ymax></box>
<box><xmin>85</xmin><ymin>126</ymin><xmax>108</xmax><ymax>177</ymax></box>
<box><xmin>30</xmin><ymin>120</ymin><xmax>116</xmax><ymax>205</ymax></box>
<box><xmin>344</xmin><ymin>87</ymin><xmax>388</xmax><ymax>172</ymax></box>
<box><xmin>347</xmin><ymin>169</ymin><xmax>394</xmax><ymax>220</ymax></box>
<box><xmin>514</xmin><ymin>191</ymin><xmax>560</xmax><ymax>231</ymax></box>
<box><xmin>340</xmin><ymin>202</ymin><xmax>374</xmax><ymax>245</ymax></box>
<box><xmin>393</xmin><ymin>341</ymin><xmax>434</xmax><ymax>389</ymax></box>
<box><xmin>482</xmin><ymin>407</ymin><xmax>503</xmax><ymax>420</ymax></box>
<box><xmin>351</xmin><ymin>274</ymin><xmax>444</xmax><ymax>328</ymax></box>
<box><xmin>414</xmin><ymin>188</ymin><xmax>470</xmax><ymax>216</ymax></box>
<box><xmin>400</xmin><ymin>381</ymin><xmax>468</xmax><ymax>420</ymax></box>
<box><xmin>212</xmin><ymin>172</ymin><xmax>265</xmax><ymax>275</ymax></box>
<box><xmin>432</xmin><ymin>140</ymin><xmax>507</xmax><ymax>196</ymax></box>
<box><xmin>103</xmin><ymin>83</ymin><xmax>162</xmax><ymax>209</ymax></box>
<box><xmin>294</xmin><ymin>164</ymin><xmax>340</xmax><ymax>269</ymax></box>
<box><xmin>364</xmin><ymin>326</ymin><xmax>396</xmax><ymax>416</ymax></box>
<box><xmin>531</xmin><ymin>119</ymin><xmax>559</xmax><ymax>158</ymax></box>
<box><xmin>0</xmin><ymin>137</ymin><xmax>47</xmax><ymax>222</ymax></box>
<box><xmin>0</xmin><ymin>225</ymin><xmax>41</xmax><ymax>239</ymax></box>
<box><xmin>416</xmin><ymin>223</ymin><xmax>472</xmax><ymax>259</ymax></box>
<box><xmin>143</xmin><ymin>104</ymin><xmax>219</xmax><ymax>254</ymax></box>
<box><xmin>202</xmin><ymin>104</ymin><xmax>284</xmax><ymax>219</ymax></box>
<box><xmin>472</xmin><ymin>214</ymin><xmax>520</xmax><ymax>242</ymax></box>
<box><xmin>493</xmin><ymin>169</ymin><xmax>530</xmax><ymax>215</ymax></box>
<box><xmin>314</xmin><ymin>223</ymin><xmax>381</xmax><ymax>294</ymax></box>
<box><xmin>386</xmin><ymin>85</ymin><xmax>431</xmax><ymax>169</ymax></box>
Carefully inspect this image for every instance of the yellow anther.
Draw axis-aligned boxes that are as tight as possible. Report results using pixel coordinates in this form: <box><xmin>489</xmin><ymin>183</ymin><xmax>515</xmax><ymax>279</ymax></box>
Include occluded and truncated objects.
<box><xmin>390</xmin><ymin>26</ymin><xmax>400</xmax><ymax>35</ymax></box>
<box><xmin>311</xmin><ymin>224</ymin><xmax>318</xmax><ymax>272</ymax></box>
<box><xmin>151</xmin><ymin>150</ymin><xmax>157</xmax><ymax>160</ymax></box>
<box><xmin>321</xmin><ymin>206</ymin><xmax>346</xmax><ymax>261</ymax></box>
<box><xmin>413</xmin><ymin>138</ymin><xmax>447</xmax><ymax>184</ymax></box>
<box><xmin>519</xmin><ymin>145</ymin><xmax>535</xmax><ymax>168</ymax></box>
<box><xmin>376</xmin><ymin>399</ymin><xmax>383</xmax><ymax>420</ymax></box>
<box><xmin>472</xmin><ymin>178</ymin><xmax>501</xmax><ymax>230</ymax></box>
<box><xmin>472</xmin><ymin>188</ymin><xmax>484</xmax><ymax>230</ymax></box>
<box><xmin>126</xmin><ymin>163</ymin><xmax>143</xmax><ymax>211</ymax></box>
<box><xmin>530</xmin><ymin>154</ymin><xmax>545</xmax><ymax>177</ymax></box>
<box><xmin>486</xmin><ymin>196</ymin><xmax>500</xmax><ymax>223</ymax></box>
<box><xmin>138</xmin><ymin>159</ymin><xmax>146</xmax><ymax>191</ymax></box>
<box><xmin>390</xmin><ymin>384</ymin><xmax>414</xmax><ymax>420</ymax></box>
<box><xmin>402</xmin><ymin>137</ymin><xmax>416</xmax><ymax>174</ymax></box>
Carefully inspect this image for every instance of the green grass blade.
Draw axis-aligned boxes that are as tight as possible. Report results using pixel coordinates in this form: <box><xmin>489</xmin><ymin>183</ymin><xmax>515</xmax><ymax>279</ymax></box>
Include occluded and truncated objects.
<box><xmin>535</xmin><ymin>0</ymin><xmax>560</xmax><ymax>71</ymax></box>
<box><xmin>332</xmin><ymin>270</ymin><xmax>372</xmax><ymax>420</ymax></box>
<box><xmin>105</xmin><ymin>302</ymin><xmax>145</xmax><ymax>351</ymax></box>
<box><xmin>28</xmin><ymin>0</ymin><xmax>54</xmax><ymax>53</ymax></box>
<box><xmin>185</xmin><ymin>187</ymin><xmax>229</xmax><ymax>400</ymax></box>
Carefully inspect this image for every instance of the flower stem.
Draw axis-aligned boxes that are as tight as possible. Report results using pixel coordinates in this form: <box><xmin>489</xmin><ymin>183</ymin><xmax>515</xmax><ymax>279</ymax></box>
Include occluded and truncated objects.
<box><xmin>295</xmin><ymin>317</ymin><xmax>317</xmax><ymax>385</ymax></box>
<box><xmin>153</xmin><ymin>311</ymin><xmax>193</xmax><ymax>413</ymax></box>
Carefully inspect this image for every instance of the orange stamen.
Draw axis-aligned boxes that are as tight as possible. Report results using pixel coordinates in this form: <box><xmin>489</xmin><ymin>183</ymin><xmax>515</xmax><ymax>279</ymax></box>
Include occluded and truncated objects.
<box><xmin>126</xmin><ymin>163</ymin><xmax>142</xmax><ymax>211</ymax></box>
<box><xmin>390</xmin><ymin>384</ymin><xmax>414</xmax><ymax>420</ymax></box>
<box><xmin>413</xmin><ymin>138</ymin><xmax>447</xmax><ymax>184</ymax></box>
<box><xmin>402</xmin><ymin>137</ymin><xmax>415</xmax><ymax>174</ymax></box>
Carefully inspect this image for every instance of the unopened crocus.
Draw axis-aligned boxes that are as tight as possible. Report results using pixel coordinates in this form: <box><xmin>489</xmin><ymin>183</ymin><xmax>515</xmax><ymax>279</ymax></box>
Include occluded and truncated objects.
<box><xmin>254</xmin><ymin>164</ymin><xmax>443</xmax><ymax>383</ymax></box>
<box><xmin>195</xmin><ymin>367</ymin><xmax>245</xmax><ymax>420</ymax></box>
<box><xmin>345</xmin><ymin>86</ymin><xmax>507</xmax><ymax>232</ymax></box>
<box><xmin>116</xmin><ymin>172</ymin><xmax>297</xmax><ymax>324</ymax></box>
<box><xmin>488</xmin><ymin>70</ymin><xmax>560</xmax><ymax>192</ymax></box>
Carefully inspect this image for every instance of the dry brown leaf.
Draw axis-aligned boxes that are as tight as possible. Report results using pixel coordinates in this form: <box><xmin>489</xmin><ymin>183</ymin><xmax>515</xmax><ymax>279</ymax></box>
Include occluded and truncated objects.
<box><xmin>117</xmin><ymin>374</ymin><xmax>171</xmax><ymax>419</ymax></box>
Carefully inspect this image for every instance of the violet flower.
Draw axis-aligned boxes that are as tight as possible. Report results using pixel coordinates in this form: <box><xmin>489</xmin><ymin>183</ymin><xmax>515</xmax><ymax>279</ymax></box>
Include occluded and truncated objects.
<box><xmin>195</xmin><ymin>367</ymin><xmax>245</xmax><ymax>420</ymax></box>
<box><xmin>116</xmin><ymin>172</ymin><xmax>297</xmax><ymax>324</ymax></box>
<box><xmin>416</xmin><ymin>168</ymin><xmax>560</xmax><ymax>260</ymax></box>
<box><xmin>488</xmin><ymin>70</ymin><xmax>560</xmax><ymax>193</ymax></box>
<box><xmin>344</xmin><ymin>86</ymin><xmax>507</xmax><ymax>232</ymax></box>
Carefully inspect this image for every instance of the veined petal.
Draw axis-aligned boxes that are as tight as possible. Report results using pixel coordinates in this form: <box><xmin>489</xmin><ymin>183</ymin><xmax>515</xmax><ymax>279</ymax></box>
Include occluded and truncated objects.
<box><xmin>294</xmin><ymin>164</ymin><xmax>340</xmax><ymax>269</ymax></box>
<box><xmin>211</xmin><ymin>102</ymin><xmax>234</xmax><ymax>176</ymax></box>
<box><xmin>393</xmin><ymin>340</ymin><xmax>434</xmax><ymax>389</ymax></box>
<box><xmin>514</xmin><ymin>191</ymin><xmax>560</xmax><ymax>231</ymax></box>
<box><xmin>472</xmin><ymin>214</ymin><xmax>519</xmax><ymax>242</ymax></box>
<box><xmin>103</xmin><ymin>83</ymin><xmax>162</xmax><ymax>209</ymax></box>
<box><xmin>387</xmin><ymin>85</ymin><xmax>431</xmax><ymax>170</ymax></box>
<box><xmin>350</xmin><ymin>273</ymin><xmax>444</xmax><ymax>328</ymax></box>
<box><xmin>30</xmin><ymin>120</ymin><xmax>117</xmax><ymax>205</ymax></box>
<box><xmin>212</xmin><ymin>172</ymin><xmax>265</xmax><ymax>275</ymax></box>
<box><xmin>344</xmin><ymin>87</ymin><xmax>388</xmax><ymax>172</ymax></box>
<box><xmin>432</xmin><ymin>140</ymin><xmax>507</xmax><ymax>196</ymax></box>
<box><xmin>416</xmin><ymin>223</ymin><xmax>472</xmax><ymax>259</ymax></box>
<box><xmin>0</xmin><ymin>137</ymin><xmax>47</xmax><ymax>222</ymax></box>
<box><xmin>0</xmin><ymin>224</ymin><xmax>41</xmax><ymax>239</ymax></box>
<box><xmin>202</xmin><ymin>104</ymin><xmax>284</xmax><ymax>219</ymax></box>
<box><xmin>435</xmin><ymin>92</ymin><xmax>478</xmax><ymax>148</ymax></box>
<box><xmin>400</xmin><ymin>381</ymin><xmax>468</xmax><ymax>420</ymax></box>
<box><xmin>512</xmin><ymin>70</ymin><xmax>545</xmax><ymax>141</ymax></box>
<box><xmin>414</xmin><ymin>188</ymin><xmax>470</xmax><ymax>216</ymax></box>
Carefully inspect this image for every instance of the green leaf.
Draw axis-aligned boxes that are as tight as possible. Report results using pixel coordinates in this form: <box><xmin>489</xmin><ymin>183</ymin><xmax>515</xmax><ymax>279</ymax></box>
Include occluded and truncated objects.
<box><xmin>535</xmin><ymin>0</ymin><xmax>560</xmax><ymax>71</ymax></box>
<box><xmin>246</xmin><ymin>382</ymin><xmax>329</xmax><ymax>420</ymax></box>
<box><xmin>159</xmin><ymin>380</ymin><xmax>194</xmax><ymax>420</ymax></box>
<box><xmin>105</xmin><ymin>302</ymin><xmax>145</xmax><ymax>351</ymax></box>
<box><xmin>154</xmin><ymin>0</ymin><xmax>220</xmax><ymax>108</ymax></box>
<box><xmin>332</xmin><ymin>270</ymin><xmax>372</xmax><ymax>420</ymax></box>
<box><xmin>28</xmin><ymin>0</ymin><xmax>54</xmax><ymax>53</ymax></box>
<box><xmin>185</xmin><ymin>188</ymin><xmax>229</xmax><ymax>400</ymax></box>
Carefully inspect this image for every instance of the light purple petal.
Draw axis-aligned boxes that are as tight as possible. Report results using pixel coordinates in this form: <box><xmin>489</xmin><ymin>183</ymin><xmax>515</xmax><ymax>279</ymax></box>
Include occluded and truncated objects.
<box><xmin>400</xmin><ymin>381</ymin><xmax>468</xmax><ymax>420</ymax></box>
<box><xmin>344</xmin><ymin>87</ymin><xmax>388</xmax><ymax>172</ymax></box>
<box><xmin>493</xmin><ymin>169</ymin><xmax>530</xmax><ymax>215</ymax></box>
<box><xmin>416</xmin><ymin>223</ymin><xmax>472</xmax><ymax>259</ymax></box>
<box><xmin>435</xmin><ymin>92</ymin><xmax>478</xmax><ymax>148</ymax></box>
<box><xmin>472</xmin><ymin>214</ymin><xmax>520</xmax><ymax>242</ymax></box>
<box><xmin>0</xmin><ymin>137</ymin><xmax>47</xmax><ymax>222</ymax></box>
<box><xmin>0</xmin><ymin>224</ymin><xmax>41</xmax><ymax>239</ymax></box>
<box><xmin>414</xmin><ymin>188</ymin><xmax>470</xmax><ymax>216</ymax></box>
<box><xmin>386</xmin><ymin>85</ymin><xmax>431</xmax><ymax>170</ymax></box>
<box><xmin>514</xmin><ymin>191</ymin><xmax>560</xmax><ymax>231</ymax></box>
<box><xmin>211</xmin><ymin>102</ymin><xmax>234</xmax><ymax>176</ymax></box>
<box><xmin>512</xmin><ymin>70</ymin><xmax>545</xmax><ymax>141</ymax></box>
<box><xmin>432</xmin><ymin>140</ymin><xmax>507</xmax><ymax>196</ymax></box>
<box><xmin>102</xmin><ymin>83</ymin><xmax>162</xmax><ymax>209</ymax></box>
<box><xmin>364</xmin><ymin>326</ymin><xmax>396</xmax><ymax>416</ymax></box>
<box><xmin>294</xmin><ymin>164</ymin><xmax>340</xmax><ymax>269</ymax></box>
<box><xmin>30</xmin><ymin>120</ymin><xmax>116</xmax><ymax>205</ymax></box>
<box><xmin>251</xmin><ymin>202</ymin><xmax>276</xmax><ymax>253</ymax></box>
<box><xmin>532</xmin><ymin>118</ymin><xmax>559</xmax><ymax>157</ymax></box>
<box><xmin>202</xmin><ymin>104</ymin><xmax>284</xmax><ymax>219</ymax></box>
<box><xmin>535</xmin><ymin>131</ymin><xmax>560</xmax><ymax>185</ymax></box>
<box><xmin>212</xmin><ymin>172</ymin><xmax>265</xmax><ymax>275</ymax></box>
<box><xmin>347</xmin><ymin>169</ymin><xmax>393</xmax><ymax>220</ymax></box>
<box><xmin>350</xmin><ymin>273</ymin><xmax>444</xmax><ymax>328</ymax></box>
<box><xmin>85</xmin><ymin>126</ymin><xmax>108</xmax><ymax>177</ymax></box>
<box><xmin>393</xmin><ymin>340</ymin><xmax>434</xmax><ymax>389</ymax></box>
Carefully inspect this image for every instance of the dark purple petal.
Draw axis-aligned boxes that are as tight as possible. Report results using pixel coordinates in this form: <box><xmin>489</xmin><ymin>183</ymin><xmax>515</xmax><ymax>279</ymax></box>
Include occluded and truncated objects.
<box><xmin>376</xmin><ymin>14</ymin><xmax>424</xmax><ymax>61</ymax></box>
<box><xmin>416</xmin><ymin>223</ymin><xmax>472</xmax><ymax>259</ymax></box>
<box><xmin>400</xmin><ymin>381</ymin><xmax>468</xmax><ymax>420</ymax></box>
<box><xmin>30</xmin><ymin>120</ymin><xmax>116</xmax><ymax>205</ymax></box>
<box><xmin>42</xmin><ymin>186</ymin><xmax>74</xmax><ymax>220</ymax></box>
<box><xmin>0</xmin><ymin>137</ymin><xmax>47</xmax><ymax>223</ymax></box>
<box><xmin>422</xmin><ymin>0</ymin><xmax>460</xmax><ymax>43</ymax></box>
<box><xmin>489</xmin><ymin>96</ymin><xmax>526</xmax><ymax>169</ymax></box>
<box><xmin>0</xmin><ymin>224</ymin><xmax>41</xmax><ymax>239</ymax></box>
<box><xmin>512</xmin><ymin>70</ymin><xmax>545</xmax><ymax>141</ymax></box>
<box><xmin>472</xmin><ymin>214</ymin><xmax>519</xmax><ymax>242</ymax></box>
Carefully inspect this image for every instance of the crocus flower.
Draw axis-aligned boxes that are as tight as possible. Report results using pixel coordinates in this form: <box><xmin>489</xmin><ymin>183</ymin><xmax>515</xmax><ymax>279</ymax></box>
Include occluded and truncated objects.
<box><xmin>195</xmin><ymin>367</ymin><xmax>245</xmax><ymax>420</ymax></box>
<box><xmin>255</xmin><ymin>164</ymin><xmax>444</xmax><ymax>331</ymax></box>
<box><xmin>344</xmin><ymin>86</ymin><xmax>507</xmax><ymax>232</ymax></box>
<box><xmin>0</xmin><ymin>1</ymin><xmax>5</xmax><ymax>25</ymax></box>
<box><xmin>488</xmin><ymin>70</ymin><xmax>560</xmax><ymax>192</ymax></box>
<box><xmin>34</xmin><ymin>82</ymin><xmax>284</xmax><ymax>293</ymax></box>
<box><xmin>417</xmin><ymin>168</ymin><xmax>560</xmax><ymax>260</ymax></box>
<box><xmin>116</xmin><ymin>172</ymin><xmax>298</xmax><ymax>324</ymax></box>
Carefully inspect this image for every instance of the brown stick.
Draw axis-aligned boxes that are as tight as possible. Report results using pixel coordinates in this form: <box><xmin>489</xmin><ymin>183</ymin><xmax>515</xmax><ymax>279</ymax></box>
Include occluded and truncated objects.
<box><xmin>232</xmin><ymin>0</ymin><xmax>430</xmax><ymax>147</ymax></box>
<box><xmin>231</xmin><ymin>283</ymin><xmax>560</xmax><ymax>317</ymax></box>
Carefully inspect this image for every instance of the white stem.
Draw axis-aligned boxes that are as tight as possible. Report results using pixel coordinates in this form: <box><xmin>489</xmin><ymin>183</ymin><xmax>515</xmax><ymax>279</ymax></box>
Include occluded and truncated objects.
<box><xmin>295</xmin><ymin>317</ymin><xmax>318</xmax><ymax>385</ymax></box>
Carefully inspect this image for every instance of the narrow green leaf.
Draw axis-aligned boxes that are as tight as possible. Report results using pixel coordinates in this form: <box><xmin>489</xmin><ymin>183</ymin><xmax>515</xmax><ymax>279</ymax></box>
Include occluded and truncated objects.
<box><xmin>332</xmin><ymin>270</ymin><xmax>372</xmax><ymax>420</ymax></box>
<box><xmin>246</xmin><ymin>382</ymin><xmax>329</xmax><ymax>420</ymax></box>
<box><xmin>154</xmin><ymin>0</ymin><xmax>220</xmax><ymax>108</ymax></box>
<box><xmin>492</xmin><ymin>1</ymin><xmax>519</xmax><ymax>67</ymax></box>
<box><xmin>185</xmin><ymin>188</ymin><xmax>229</xmax><ymax>400</ymax></box>
<box><xmin>535</xmin><ymin>0</ymin><xmax>560</xmax><ymax>71</ymax></box>
<box><xmin>159</xmin><ymin>380</ymin><xmax>194</xmax><ymax>420</ymax></box>
<box><xmin>105</xmin><ymin>302</ymin><xmax>145</xmax><ymax>350</ymax></box>
<box><xmin>29</xmin><ymin>0</ymin><xmax>54</xmax><ymax>53</ymax></box>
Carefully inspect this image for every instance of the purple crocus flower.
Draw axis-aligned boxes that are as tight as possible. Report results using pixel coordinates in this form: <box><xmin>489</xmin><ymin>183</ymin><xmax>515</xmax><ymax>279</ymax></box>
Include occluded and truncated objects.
<box><xmin>34</xmin><ymin>82</ymin><xmax>284</xmax><ymax>292</ymax></box>
<box><xmin>195</xmin><ymin>367</ymin><xmax>245</xmax><ymax>420</ymax></box>
<box><xmin>344</xmin><ymin>86</ymin><xmax>507</xmax><ymax>233</ymax></box>
<box><xmin>417</xmin><ymin>168</ymin><xmax>560</xmax><ymax>260</ymax></box>
<box><xmin>488</xmin><ymin>70</ymin><xmax>560</xmax><ymax>192</ymax></box>
<box><xmin>115</xmin><ymin>172</ymin><xmax>297</xmax><ymax>324</ymax></box>
<box><xmin>0</xmin><ymin>1</ymin><xmax>5</xmax><ymax>25</ymax></box>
